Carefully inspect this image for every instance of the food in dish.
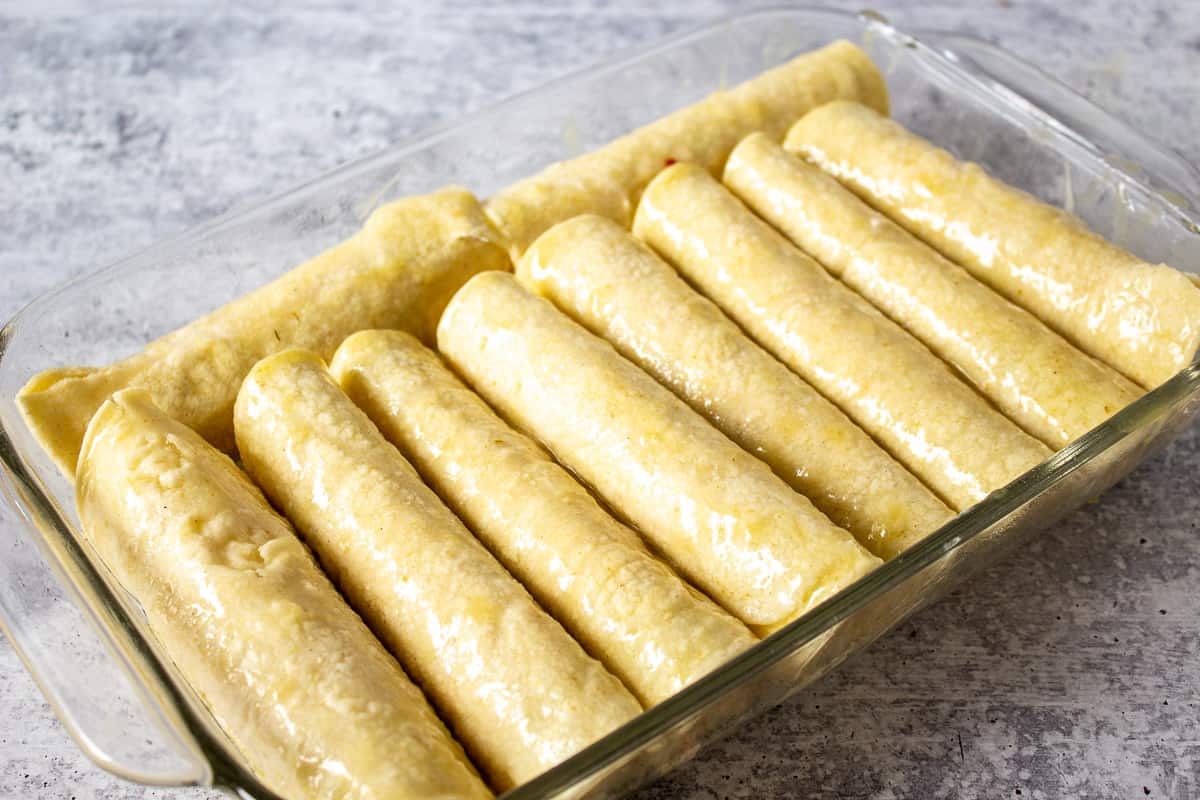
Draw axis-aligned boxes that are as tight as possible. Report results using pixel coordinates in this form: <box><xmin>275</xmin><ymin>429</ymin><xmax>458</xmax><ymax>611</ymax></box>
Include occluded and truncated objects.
<box><xmin>330</xmin><ymin>329</ymin><xmax>757</xmax><ymax>705</ymax></box>
<box><xmin>724</xmin><ymin>132</ymin><xmax>1143</xmax><ymax>448</ymax></box>
<box><xmin>76</xmin><ymin>389</ymin><xmax>491</xmax><ymax>800</ymax></box>
<box><xmin>437</xmin><ymin>271</ymin><xmax>881</xmax><ymax>635</ymax></box>
<box><xmin>22</xmin><ymin>30</ymin><xmax>1200</xmax><ymax>799</ymax></box>
<box><xmin>633</xmin><ymin>163</ymin><xmax>1051</xmax><ymax>510</ymax></box>
<box><xmin>233</xmin><ymin>349</ymin><xmax>641</xmax><ymax>791</ymax></box>
<box><xmin>784</xmin><ymin>100</ymin><xmax>1200</xmax><ymax>390</ymax></box>
<box><xmin>517</xmin><ymin>214</ymin><xmax>953</xmax><ymax>558</ymax></box>
<box><xmin>19</xmin><ymin>187</ymin><xmax>509</xmax><ymax>477</ymax></box>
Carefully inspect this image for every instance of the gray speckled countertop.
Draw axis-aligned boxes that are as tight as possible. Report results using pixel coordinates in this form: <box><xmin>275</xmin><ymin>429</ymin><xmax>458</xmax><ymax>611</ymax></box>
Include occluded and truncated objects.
<box><xmin>2</xmin><ymin>2</ymin><xmax>1198</xmax><ymax>798</ymax></box>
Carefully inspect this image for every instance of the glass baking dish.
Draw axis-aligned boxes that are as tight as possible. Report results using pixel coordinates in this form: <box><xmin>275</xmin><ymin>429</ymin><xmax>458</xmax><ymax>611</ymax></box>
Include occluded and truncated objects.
<box><xmin>2</xmin><ymin>7</ymin><xmax>1198</xmax><ymax>799</ymax></box>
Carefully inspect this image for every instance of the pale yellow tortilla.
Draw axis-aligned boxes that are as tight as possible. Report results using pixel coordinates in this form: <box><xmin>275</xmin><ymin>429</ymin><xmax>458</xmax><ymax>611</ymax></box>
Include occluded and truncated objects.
<box><xmin>785</xmin><ymin>100</ymin><xmax>1200</xmax><ymax>390</ymax></box>
<box><xmin>485</xmin><ymin>40</ymin><xmax>889</xmax><ymax>258</ymax></box>
<box><xmin>233</xmin><ymin>349</ymin><xmax>641</xmax><ymax>791</ymax></box>
<box><xmin>725</xmin><ymin>132</ymin><xmax>1144</xmax><ymax>448</ymax></box>
<box><xmin>76</xmin><ymin>388</ymin><xmax>490</xmax><ymax>800</ymax></box>
<box><xmin>330</xmin><ymin>330</ymin><xmax>757</xmax><ymax>705</ymax></box>
<box><xmin>634</xmin><ymin>164</ymin><xmax>1051</xmax><ymax>511</ymax></box>
<box><xmin>20</xmin><ymin>187</ymin><xmax>510</xmax><ymax>477</ymax></box>
<box><xmin>518</xmin><ymin>215</ymin><xmax>953</xmax><ymax>559</ymax></box>
<box><xmin>437</xmin><ymin>272</ymin><xmax>881</xmax><ymax>636</ymax></box>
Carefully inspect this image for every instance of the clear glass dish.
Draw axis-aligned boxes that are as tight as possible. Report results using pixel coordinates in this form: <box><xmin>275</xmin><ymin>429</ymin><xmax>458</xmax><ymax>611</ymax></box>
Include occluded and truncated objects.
<box><xmin>2</xmin><ymin>7</ymin><xmax>1198</xmax><ymax>799</ymax></box>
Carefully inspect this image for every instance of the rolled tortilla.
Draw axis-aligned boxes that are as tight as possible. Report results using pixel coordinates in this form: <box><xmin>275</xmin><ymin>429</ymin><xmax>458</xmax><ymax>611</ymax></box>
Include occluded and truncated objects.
<box><xmin>20</xmin><ymin>187</ymin><xmax>510</xmax><ymax>477</ymax></box>
<box><xmin>485</xmin><ymin>40</ymin><xmax>888</xmax><ymax>258</ymax></box>
<box><xmin>634</xmin><ymin>164</ymin><xmax>1050</xmax><ymax>511</ymax></box>
<box><xmin>330</xmin><ymin>330</ymin><xmax>757</xmax><ymax>705</ymax></box>
<box><xmin>438</xmin><ymin>272</ymin><xmax>881</xmax><ymax>635</ymax></box>
<box><xmin>76</xmin><ymin>389</ymin><xmax>490</xmax><ymax>800</ymax></box>
<box><xmin>725</xmin><ymin>133</ymin><xmax>1143</xmax><ymax>448</ymax></box>
<box><xmin>784</xmin><ymin>100</ymin><xmax>1200</xmax><ymax>390</ymax></box>
<box><xmin>234</xmin><ymin>349</ymin><xmax>641</xmax><ymax>791</ymax></box>
<box><xmin>518</xmin><ymin>215</ymin><xmax>953</xmax><ymax>559</ymax></box>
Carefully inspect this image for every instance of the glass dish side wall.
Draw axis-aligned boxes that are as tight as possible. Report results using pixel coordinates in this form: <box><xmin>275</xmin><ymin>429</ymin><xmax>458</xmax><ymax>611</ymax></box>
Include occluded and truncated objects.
<box><xmin>0</xmin><ymin>9</ymin><xmax>1196</xmax><ymax>799</ymax></box>
<box><xmin>509</xmin><ymin>360</ymin><xmax>1200</xmax><ymax>799</ymax></box>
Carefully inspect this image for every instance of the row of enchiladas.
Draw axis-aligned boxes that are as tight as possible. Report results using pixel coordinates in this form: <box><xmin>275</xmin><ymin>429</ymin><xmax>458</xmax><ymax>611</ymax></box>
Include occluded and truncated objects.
<box><xmin>21</xmin><ymin>40</ymin><xmax>1200</xmax><ymax>799</ymax></box>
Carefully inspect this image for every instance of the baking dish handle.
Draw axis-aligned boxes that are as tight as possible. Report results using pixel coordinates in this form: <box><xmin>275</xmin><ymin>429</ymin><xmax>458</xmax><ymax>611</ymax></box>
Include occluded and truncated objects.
<box><xmin>913</xmin><ymin>30</ymin><xmax>1200</xmax><ymax>213</ymax></box>
<box><xmin>0</xmin><ymin>463</ymin><xmax>210</xmax><ymax>788</ymax></box>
